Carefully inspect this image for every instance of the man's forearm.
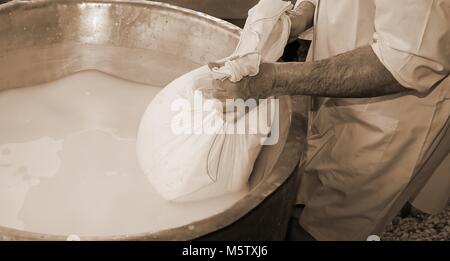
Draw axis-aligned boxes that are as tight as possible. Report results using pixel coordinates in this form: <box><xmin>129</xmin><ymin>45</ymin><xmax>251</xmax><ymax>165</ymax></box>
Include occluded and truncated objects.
<box><xmin>261</xmin><ymin>46</ymin><xmax>408</xmax><ymax>98</ymax></box>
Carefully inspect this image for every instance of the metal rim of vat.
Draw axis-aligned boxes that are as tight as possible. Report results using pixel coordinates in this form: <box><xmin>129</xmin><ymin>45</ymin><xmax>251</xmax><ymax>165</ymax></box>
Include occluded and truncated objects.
<box><xmin>0</xmin><ymin>0</ymin><xmax>304</xmax><ymax>241</ymax></box>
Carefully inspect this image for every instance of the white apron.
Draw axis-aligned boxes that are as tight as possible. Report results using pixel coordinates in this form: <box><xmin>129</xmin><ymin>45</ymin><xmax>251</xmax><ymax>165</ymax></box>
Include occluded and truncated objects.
<box><xmin>294</xmin><ymin>0</ymin><xmax>450</xmax><ymax>240</ymax></box>
<box><xmin>411</xmin><ymin>145</ymin><xmax>450</xmax><ymax>215</ymax></box>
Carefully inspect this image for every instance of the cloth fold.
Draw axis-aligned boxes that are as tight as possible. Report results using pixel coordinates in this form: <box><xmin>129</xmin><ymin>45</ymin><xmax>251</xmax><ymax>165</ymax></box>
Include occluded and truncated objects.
<box><xmin>137</xmin><ymin>0</ymin><xmax>293</xmax><ymax>202</ymax></box>
<box><xmin>211</xmin><ymin>0</ymin><xmax>292</xmax><ymax>83</ymax></box>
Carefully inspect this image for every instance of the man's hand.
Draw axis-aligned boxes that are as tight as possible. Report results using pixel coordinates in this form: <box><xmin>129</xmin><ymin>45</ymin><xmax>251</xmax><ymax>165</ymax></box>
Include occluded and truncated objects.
<box><xmin>200</xmin><ymin>63</ymin><xmax>277</xmax><ymax>101</ymax></box>
<box><xmin>287</xmin><ymin>1</ymin><xmax>315</xmax><ymax>43</ymax></box>
<box><xmin>200</xmin><ymin>78</ymin><xmax>251</xmax><ymax>102</ymax></box>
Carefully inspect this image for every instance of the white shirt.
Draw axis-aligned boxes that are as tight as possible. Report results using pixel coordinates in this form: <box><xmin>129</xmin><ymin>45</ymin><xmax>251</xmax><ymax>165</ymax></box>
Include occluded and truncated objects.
<box><xmin>296</xmin><ymin>0</ymin><xmax>450</xmax><ymax>92</ymax></box>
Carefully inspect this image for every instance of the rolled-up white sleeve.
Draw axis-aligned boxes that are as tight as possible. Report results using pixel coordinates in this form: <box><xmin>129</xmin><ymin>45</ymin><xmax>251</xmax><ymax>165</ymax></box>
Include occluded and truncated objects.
<box><xmin>294</xmin><ymin>0</ymin><xmax>317</xmax><ymax>9</ymax></box>
<box><xmin>371</xmin><ymin>0</ymin><xmax>450</xmax><ymax>93</ymax></box>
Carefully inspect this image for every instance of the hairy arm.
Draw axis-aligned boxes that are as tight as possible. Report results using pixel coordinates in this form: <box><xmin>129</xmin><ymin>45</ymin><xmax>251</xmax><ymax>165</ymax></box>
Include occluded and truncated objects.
<box><xmin>248</xmin><ymin>46</ymin><xmax>409</xmax><ymax>99</ymax></box>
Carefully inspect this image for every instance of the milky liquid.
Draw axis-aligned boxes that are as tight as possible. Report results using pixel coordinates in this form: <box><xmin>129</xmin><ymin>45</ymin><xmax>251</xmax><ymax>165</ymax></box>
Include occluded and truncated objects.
<box><xmin>0</xmin><ymin>70</ymin><xmax>245</xmax><ymax>236</ymax></box>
